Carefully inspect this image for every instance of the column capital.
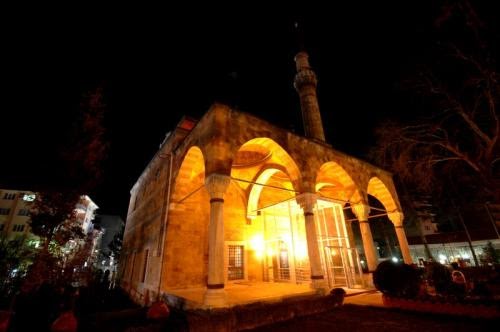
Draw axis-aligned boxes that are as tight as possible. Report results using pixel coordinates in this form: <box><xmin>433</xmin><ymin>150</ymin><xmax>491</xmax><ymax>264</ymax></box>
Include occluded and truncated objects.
<box><xmin>296</xmin><ymin>193</ymin><xmax>318</xmax><ymax>213</ymax></box>
<box><xmin>387</xmin><ymin>211</ymin><xmax>405</xmax><ymax>227</ymax></box>
<box><xmin>205</xmin><ymin>173</ymin><xmax>231</xmax><ymax>200</ymax></box>
<box><xmin>351</xmin><ymin>203</ymin><xmax>370</xmax><ymax>221</ymax></box>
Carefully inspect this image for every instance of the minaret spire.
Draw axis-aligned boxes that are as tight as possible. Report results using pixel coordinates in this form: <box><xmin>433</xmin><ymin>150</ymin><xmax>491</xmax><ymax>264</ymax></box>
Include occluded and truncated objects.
<box><xmin>293</xmin><ymin>22</ymin><xmax>326</xmax><ymax>143</ymax></box>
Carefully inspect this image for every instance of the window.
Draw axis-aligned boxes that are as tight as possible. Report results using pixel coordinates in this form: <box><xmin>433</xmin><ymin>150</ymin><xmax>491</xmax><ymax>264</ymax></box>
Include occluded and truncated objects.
<box><xmin>3</xmin><ymin>193</ymin><xmax>16</xmax><ymax>200</ymax></box>
<box><xmin>0</xmin><ymin>208</ymin><xmax>10</xmax><ymax>215</ymax></box>
<box><xmin>18</xmin><ymin>209</ymin><xmax>30</xmax><ymax>216</ymax></box>
<box><xmin>13</xmin><ymin>224</ymin><xmax>25</xmax><ymax>232</ymax></box>
<box><xmin>228</xmin><ymin>245</ymin><xmax>244</xmax><ymax>280</ymax></box>
<box><xmin>141</xmin><ymin>249</ymin><xmax>149</xmax><ymax>283</ymax></box>
<box><xmin>22</xmin><ymin>194</ymin><xmax>36</xmax><ymax>202</ymax></box>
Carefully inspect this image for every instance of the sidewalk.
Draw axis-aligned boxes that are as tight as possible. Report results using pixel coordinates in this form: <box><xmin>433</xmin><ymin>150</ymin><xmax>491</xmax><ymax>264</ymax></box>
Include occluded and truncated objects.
<box><xmin>344</xmin><ymin>290</ymin><xmax>384</xmax><ymax>307</ymax></box>
<box><xmin>343</xmin><ymin>290</ymin><xmax>500</xmax><ymax>319</ymax></box>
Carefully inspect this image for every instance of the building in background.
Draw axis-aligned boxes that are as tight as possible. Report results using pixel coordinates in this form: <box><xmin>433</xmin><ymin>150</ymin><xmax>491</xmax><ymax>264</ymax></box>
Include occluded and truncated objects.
<box><xmin>93</xmin><ymin>214</ymin><xmax>125</xmax><ymax>286</ymax></box>
<box><xmin>407</xmin><ymin>203</ymin><xmax>500</xmax><ymax>266</ymax></box>
<box><xmin>0</xmin><ymin>189</ymin><xmax>37</xmax><ymax>243</ymax></box>
<box><xmin>0</xmin><ymin>188</ymin><xmax>98</xmax><ymax>244</ymax></box>
<box><xmin>75</xmin><ymin>195</ymin><xmax>99</xmax><ymax>235</ymax></box>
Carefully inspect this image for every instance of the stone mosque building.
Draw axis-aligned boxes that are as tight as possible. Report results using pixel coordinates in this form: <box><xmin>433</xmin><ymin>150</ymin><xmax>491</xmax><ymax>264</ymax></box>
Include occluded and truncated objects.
<box><xmin>121</xmin><ymin>51</ymin><xmax>412</xmax><ymax>307</ymax></box>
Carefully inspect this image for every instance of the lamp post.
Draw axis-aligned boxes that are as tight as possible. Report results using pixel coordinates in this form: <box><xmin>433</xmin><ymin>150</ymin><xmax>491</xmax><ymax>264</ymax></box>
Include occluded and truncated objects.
<box><xmin>485</xmin><ymin>202</ymin><xmax>500</xmax><ymax>239</ymax></box>
<box><xmin>451</xmin><ymin>199</ymin><xmax>479</xmax><ymax>266</ymax></box>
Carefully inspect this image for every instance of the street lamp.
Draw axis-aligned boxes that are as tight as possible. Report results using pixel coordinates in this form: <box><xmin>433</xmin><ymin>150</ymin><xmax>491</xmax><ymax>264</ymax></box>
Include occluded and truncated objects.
<box><xmin>485</xmin><ymin>202</ymin><xmax>500</xmax><ymax>239</ymax></box>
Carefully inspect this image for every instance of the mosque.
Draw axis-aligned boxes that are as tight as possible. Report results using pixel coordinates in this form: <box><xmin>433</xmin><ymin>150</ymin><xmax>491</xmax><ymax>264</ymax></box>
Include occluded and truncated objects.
<box><xmin>120</xmin><ymin>51</ymin><xmax>412</xmax><ymax>308</ymax></box>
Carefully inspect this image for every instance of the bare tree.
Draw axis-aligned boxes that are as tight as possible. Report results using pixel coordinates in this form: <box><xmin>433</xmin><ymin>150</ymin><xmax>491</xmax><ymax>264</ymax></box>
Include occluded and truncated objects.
<box><xmin>373</xmin><ymin>46</ymin><xmax>499</xmax><ymax>202</ymax></box>
<box><xmin>372</xmin><ymin>0</ymin><xmax>500</xmax><ymax>203</ymax></box>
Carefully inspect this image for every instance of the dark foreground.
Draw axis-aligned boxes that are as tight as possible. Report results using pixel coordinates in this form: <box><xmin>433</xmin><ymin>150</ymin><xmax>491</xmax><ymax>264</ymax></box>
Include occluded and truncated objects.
<box><xmin>249</xmin><ymin>304</ymin><xmax>497</xmax><ymax>332</ymax></box>
<box><xmin>77</xmin><ymin>303</ymin><xmax>499</xmax><ymax>331</ymax></box>
<box><xmin>4</xmin><ymin>289</ymin><xmax>498</xmax><ymax>331</ymax></box>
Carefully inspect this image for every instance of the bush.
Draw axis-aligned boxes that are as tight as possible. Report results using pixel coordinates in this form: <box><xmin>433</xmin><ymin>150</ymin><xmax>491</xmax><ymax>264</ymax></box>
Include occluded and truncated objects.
<box><xmin>373</xmin><ymin>260</ymin><xmax>421</xmax><ymax>298</ymax></box>
<box><xmin>425</xmin><ymin>262</ymin><xmax>452</xmax><ymax>295</ymax></box>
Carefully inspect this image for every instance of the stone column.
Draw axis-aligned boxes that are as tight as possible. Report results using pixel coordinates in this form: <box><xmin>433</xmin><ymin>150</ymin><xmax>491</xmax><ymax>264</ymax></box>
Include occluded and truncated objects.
<box><xmin>203</xmin><ymin>173</ymin><xmax>231</xmax><ymax>307</ymax></box>
<box><xmin>388</xmin><ymin>211</ymin><xmax>413</xmax><ymax>265</ymax></box>
<box><xmin>345</xmin><ymin>219</ymin><xmax>356</xmax><ymax>248</ymax></box>
<box><xmin>352</xmin><ymin>203</ymin><xmax>378</xmax><ymax>272</ymax></box>
<box><xmin>297</xmin><ymin>193</ymin><xmax>328</xmax><ymax>293</ymax></box>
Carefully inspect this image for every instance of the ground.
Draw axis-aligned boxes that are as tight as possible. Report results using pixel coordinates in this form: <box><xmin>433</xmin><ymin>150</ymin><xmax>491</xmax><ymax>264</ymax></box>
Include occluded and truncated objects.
<box><xmin>248</xmin><ymin>304</ymin><xmax>495</xmax><ymax>332</ymax></box>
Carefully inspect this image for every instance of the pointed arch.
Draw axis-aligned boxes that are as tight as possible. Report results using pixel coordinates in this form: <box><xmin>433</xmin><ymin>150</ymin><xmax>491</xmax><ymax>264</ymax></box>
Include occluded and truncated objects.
<box><xmin>231</xmin><ymin>138</ymin><xmax>301</xmax><ymax>187</ymax></box>
<box><xmin>170</xmin><ymin>146</ymin><xmax>205</xmax><ymax>203</ymax></box>
<box><xmin>366</xmin><ymin>177</ymin><xmax>398</xmax><ymax>213</ymax></box>
<box><xmin>164</xmin><ymin>146</ymin><xmax>210</xmax><ymax>288</ymax></box>
<box><xmin>230</xmin><ymin>137</ymin><xmax>300</xmax><ymax>218</ymax></box>
<box><xmin>316</xmin><ymin>161</ymin><xmax>362</xmax><ymax>204</ymax></box>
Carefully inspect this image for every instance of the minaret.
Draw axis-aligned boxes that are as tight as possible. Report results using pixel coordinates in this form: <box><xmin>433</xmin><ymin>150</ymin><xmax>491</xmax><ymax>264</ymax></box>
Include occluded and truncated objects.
<box><xmin>294</xmin><ymin>51</ymin><xmax>326</xmax><ymax>142</ymax></box>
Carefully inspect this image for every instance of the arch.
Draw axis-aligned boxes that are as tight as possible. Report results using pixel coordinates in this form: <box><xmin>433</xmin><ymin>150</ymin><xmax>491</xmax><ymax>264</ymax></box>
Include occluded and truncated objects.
<box><xmin>366</xmin><ymin>177</ymin><xmax>398</xmax><ymax>213</ymax></box>
<box><xmin>230</xmin><ymin>137</ymin><xmax>300</xmax><ymax>219</ymax></box>
<box><xmin>170</xmin><ymin>146</ymin><xmax>205</xmax><ymax>202</ymax></box>
<box><xmin>231</xmin><ymin>137</ymin><xmax>301</xmax><ymax>190</ymax></box>
<box><xmin>247</xmin><ymin>167</ymin><xmax>295</xmax><ymax>218</ymax></box>
<box><xmin>164</xmin><ymin>145</ymin><xmax>209</xmax><ymax>288</ymax></box>
<box><xmin>315</xmin><ymin>161</ymin><xmax>362</xmax><ymax>204</ymax></box>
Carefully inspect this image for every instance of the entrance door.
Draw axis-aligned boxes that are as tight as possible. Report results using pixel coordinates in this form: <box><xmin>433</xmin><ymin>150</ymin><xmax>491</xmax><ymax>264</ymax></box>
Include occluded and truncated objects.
<box><xmin>268</xmin><ymin>240</ymin><xmax>291</xmax><ymax>281</ymax></box>
<box><xmin>264</xmin><ymin>239</ymin><xmax>292</xmax><ymax>282</ymax></box>
<box><xmin>277</xmin><ymin>246</ymin><xmax>291</xmax><ymax>280</ymax></box>
<box><xmin>324</xmin><ymin>246</ymin><xmax>348</xmax><ymax>287</ymax></box>
<box><xmin>324</xmin><ymin>246</ymin><xmax>364</xmax><ymax>288</ymax></box>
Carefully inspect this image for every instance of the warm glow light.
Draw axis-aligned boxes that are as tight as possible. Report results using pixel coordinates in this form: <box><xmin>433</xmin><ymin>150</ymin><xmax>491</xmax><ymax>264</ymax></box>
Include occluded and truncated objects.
<box><xmin>249</xmin><ymin>235</ymin><xmax>265</xmax><ymax>259</ymax></box>
<box><xmin>294</xmin><ymin>242</ymin><xmax>308</xmax><ymax>260</ymax></box>
<box><xmin>281</xmin><ymin>234</ymin><xmax>291</xmax><ymax>245</ymax></box>
<box><xmin>267</xmin><ymin>248</ymin><xmax>275</xmax><ymax>257</ymax></box>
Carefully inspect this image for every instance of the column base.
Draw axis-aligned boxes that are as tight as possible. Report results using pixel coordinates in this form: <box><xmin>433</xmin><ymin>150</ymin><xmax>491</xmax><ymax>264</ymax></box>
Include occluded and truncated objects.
<box><xmin>362</xmin><ymin>272</ymin><xmax>375</xmax><ymax>289</ymax></box>
<box><xmin>203</xmin><ymin>288</ymin><xmax>227</xmax><ymax>307</ymax></box>
<box><xmin>310</xmin><ymin>279</ymin><xmax>329</xmax><ymax>295</ymax></box>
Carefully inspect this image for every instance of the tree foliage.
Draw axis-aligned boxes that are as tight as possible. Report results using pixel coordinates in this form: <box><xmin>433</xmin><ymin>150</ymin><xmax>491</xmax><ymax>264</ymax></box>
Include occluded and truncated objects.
<box><xmin>481</xmin><ymin>241</ymin><xmax>499</xmax><ymax>264</ymax></box>
<box><xmin>29</xmin><ymin>191</ymin><xmax>81</xmax><ymax>249</ymax></box>
<box><xmin>24</xmin><ymin>86</ymin><xmax>109</xmax><ymax>287</ymax></box>
<box><xmin>63</xmin><ymin>86</ymin><xmax>109</xmax><ymax>193</ymax></box>
<box><xmin>0</xmin><ymin>236</ymin><xmax>36</xmax><ymax>297</ymax></box>
<box><xmin>107</xmin><ymin>223</ymin><xmax>124</xmax><ymax>262</ymax></box>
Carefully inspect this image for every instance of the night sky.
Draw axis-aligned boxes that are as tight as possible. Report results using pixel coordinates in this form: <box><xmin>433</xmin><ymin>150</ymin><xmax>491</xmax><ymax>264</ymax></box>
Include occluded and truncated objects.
<box><xmin>1</xmin><ymin>2</ymin><xmax>497</xmax><ymax>219</ymax></box>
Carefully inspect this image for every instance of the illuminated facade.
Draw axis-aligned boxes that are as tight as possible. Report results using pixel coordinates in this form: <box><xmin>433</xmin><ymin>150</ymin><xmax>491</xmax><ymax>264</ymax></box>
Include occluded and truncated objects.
<box><xmin>121</xmin><ymin>52</ymin><xmax>411</xmax><ymax>307</ymax></box>
<box><xmin>0</xmin><ymin>189</ymin><xmax>36</xmax><ymax>241</ymax></box>
<box><xmin>1</xmin><ymin>189</ymin><xmax>98</xmax><ymax>251</ymax></box>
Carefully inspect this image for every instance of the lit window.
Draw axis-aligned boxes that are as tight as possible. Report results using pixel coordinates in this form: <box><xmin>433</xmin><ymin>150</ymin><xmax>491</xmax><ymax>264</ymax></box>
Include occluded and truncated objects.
<box><xmin>22</xmin><ymin>194</ymin><xmax>36</xmax><ymax>202</ymax></box>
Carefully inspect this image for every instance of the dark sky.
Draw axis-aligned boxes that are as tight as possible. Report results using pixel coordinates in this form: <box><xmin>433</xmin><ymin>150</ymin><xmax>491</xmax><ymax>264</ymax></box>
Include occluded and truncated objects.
<box><xmin>1</xmin><ymin>2</ymin><xmax>496</xmax><ymax>219</ymax></box>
